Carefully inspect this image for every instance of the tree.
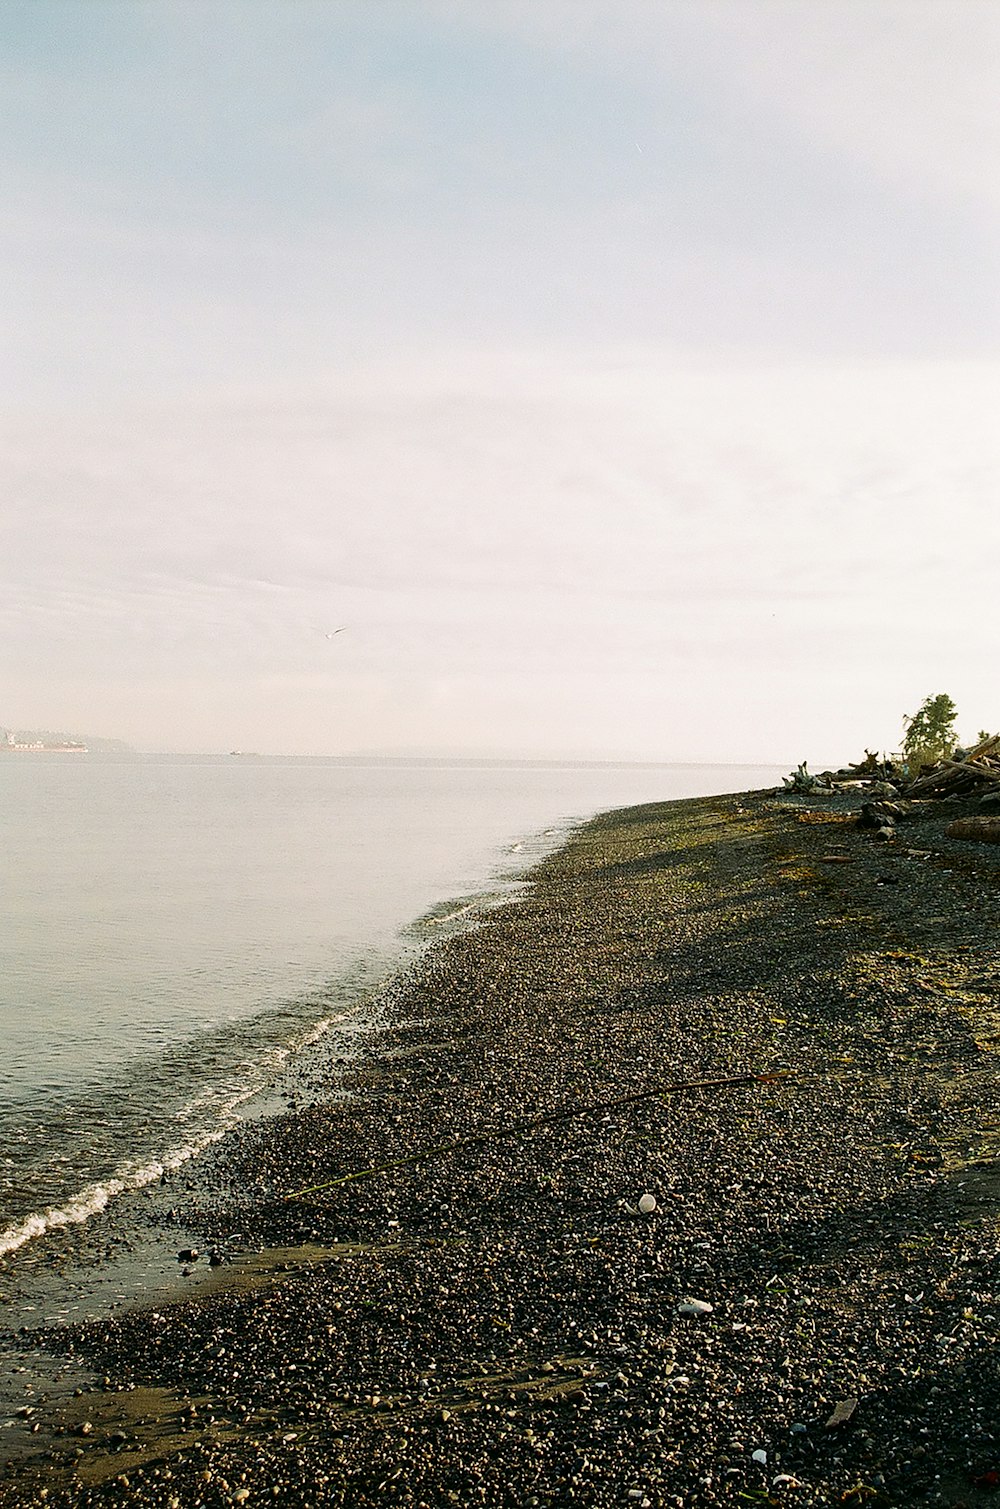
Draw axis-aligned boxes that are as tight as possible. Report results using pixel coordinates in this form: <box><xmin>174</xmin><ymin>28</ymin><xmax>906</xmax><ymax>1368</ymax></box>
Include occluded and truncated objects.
<box><xmin>902</xmin><ymin>693</ymin><xmax>959</xmax><ymax>770</ymax></box>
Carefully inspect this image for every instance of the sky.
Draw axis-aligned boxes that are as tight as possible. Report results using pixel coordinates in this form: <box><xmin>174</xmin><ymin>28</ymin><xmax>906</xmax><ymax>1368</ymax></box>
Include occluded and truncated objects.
<box><xmin>1</xmin><ymin>0</ymin><xmax>997</xmax><ymax>761</ymax></box>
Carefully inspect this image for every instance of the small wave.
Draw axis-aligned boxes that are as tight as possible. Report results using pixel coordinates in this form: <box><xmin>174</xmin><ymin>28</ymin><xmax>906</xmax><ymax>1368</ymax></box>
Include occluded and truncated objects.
<box><xmin>291</xmin><ymin>1014</ymin><xmax>337</xmax><ymax>1049</ymax></box>
<box><xmin>0</xmin><ymin>1012</ymin><xmax>348</xmax><ymax>1262</ymax></box>
<box><xmin>0</xmin><ymin>1122</ymin><xmax>232</xmax><ymax>1261</ymax></box>
<box><xmin>0</xmin><ymin>1178</ymin><xmax>126</xmax><ymax>1260</ymax></box>
<box><xmin>0</xmin><ymin>1122</ymin><xmax>233</xmax><ymax>1261</ymax></box>
<box><xmin>172</xmin><ymin>1014</ymin><xmax>339</xmax><ymax>1122</ymax></box>
<box><xmin>421</xmin><ymin>901</ymin><xmax>480</xmax><ymax>928</ymax></box>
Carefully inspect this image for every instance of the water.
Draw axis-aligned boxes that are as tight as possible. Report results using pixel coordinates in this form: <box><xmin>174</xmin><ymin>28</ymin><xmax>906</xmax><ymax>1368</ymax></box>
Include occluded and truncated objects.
<box><xmin>0</xmin><ymin>755</ymin><xmax>784</xmax><ymax>1262</ymax></box>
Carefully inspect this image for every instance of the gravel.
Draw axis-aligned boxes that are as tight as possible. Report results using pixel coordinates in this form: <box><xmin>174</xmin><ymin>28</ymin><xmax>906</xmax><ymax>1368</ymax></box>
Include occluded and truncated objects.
<box><xmin>2</xmin><ymin>787</ymin><xmax>1000</xmax><ymax>1507</ymax></box>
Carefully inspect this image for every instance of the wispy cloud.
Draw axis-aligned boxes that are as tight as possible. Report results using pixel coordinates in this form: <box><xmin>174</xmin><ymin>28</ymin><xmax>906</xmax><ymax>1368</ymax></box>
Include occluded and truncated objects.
<box><xmin>2</xmin><ymin>352</ymin><xmax>997</xmax><ymax>754</ymax></box>
<box><xmin>440</xmin><ymin>0</ymin><xmax>1000</xmax><ymax>210</ymax></box>
<box><xmin>3</xmin><ymin>0</ymin><xmax>997</xmax><ymax>407</ymax></box>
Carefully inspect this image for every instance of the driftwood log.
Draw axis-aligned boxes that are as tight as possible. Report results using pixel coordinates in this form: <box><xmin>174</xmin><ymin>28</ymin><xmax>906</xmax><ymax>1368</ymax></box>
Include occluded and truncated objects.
<box><xmin>937</xmin><ymin>758</ymin><xmax>1000</xmax><ymax>787</ymax></box>
<box><xmin>905</xmin><ymin>735</ymin><xmax>1000</xmax><ymax>798</ymax></box>
<box><xmin>945</xmin><ymin>817</ymin><xmax>1000</xmax><ymax>845</ymax></box>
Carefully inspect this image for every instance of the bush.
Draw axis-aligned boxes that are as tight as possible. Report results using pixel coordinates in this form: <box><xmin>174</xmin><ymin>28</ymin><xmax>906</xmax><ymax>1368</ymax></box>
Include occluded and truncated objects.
<box><xmin>902</xmin><ymin>693</ymin><xmax>958</xmax><ymax>770</ymax></box>
<box><xmin>904</xmin><ymin>743</ymin><xmax>943</xmax><ymax>780</ymax></box>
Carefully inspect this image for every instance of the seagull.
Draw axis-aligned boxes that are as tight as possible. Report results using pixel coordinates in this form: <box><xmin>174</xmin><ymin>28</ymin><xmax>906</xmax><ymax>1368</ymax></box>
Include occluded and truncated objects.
<box><xmin>310</xmin><ymin>625</ymin><xmax>347</xmax><ymax>639</ymax></box>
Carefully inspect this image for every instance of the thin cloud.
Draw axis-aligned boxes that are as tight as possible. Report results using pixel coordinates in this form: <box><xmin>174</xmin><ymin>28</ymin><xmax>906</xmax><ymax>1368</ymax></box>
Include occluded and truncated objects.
<box><xmin>437</xmin><ymin>0</ymin><xmax>1000</xmax><ymax>210</ymax></box>
<box><xmin>2</xmin><ymin>350</ymin><xmax>997</xmax><ymax>752</ymax></box>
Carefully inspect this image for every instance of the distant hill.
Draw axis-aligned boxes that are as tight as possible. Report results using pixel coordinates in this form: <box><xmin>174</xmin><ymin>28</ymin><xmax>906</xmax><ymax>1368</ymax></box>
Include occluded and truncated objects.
<box><xmin>2</xmin><ymin>728</ymin><xmax>133</xmax><ymax>752</ymax></box>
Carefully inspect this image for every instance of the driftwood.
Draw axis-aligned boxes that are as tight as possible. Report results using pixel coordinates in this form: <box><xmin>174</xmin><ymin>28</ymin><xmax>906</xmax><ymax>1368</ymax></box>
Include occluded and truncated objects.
<box><xmin>793</xmin><ymin>736</ymin><xmax>1000</xmax><ymax>802</ymax></box>
<box><xmin>814</xmin><ymin>752</ymin><xmax>902</xmax><ymax>789</ymax></box>
<box><xmin>283</xmin><ymin>1069</ymin><xmax>794</xmax><ymax>1201</ymax></box>
<box><xmin>937</xmin><ymin>758</ymin><xmax>1000</xmax><ymax>787</ymax></box>
<box><xmin>945</xmin><ymin>817</ymin><xmax>1000</xmax><ymax>845</ymax></box>
<box><xmin>904</xmin><ymin>734</ymin><xmax>1000</xmax><ymax>799</ymax></box>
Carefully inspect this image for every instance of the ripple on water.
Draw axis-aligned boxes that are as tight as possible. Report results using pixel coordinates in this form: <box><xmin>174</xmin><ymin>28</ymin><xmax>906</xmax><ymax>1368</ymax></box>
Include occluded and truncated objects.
<box><xmin>0</xmin><ymin>958</ymin><xmax>396</xmax><ymax>1261</ymax></box>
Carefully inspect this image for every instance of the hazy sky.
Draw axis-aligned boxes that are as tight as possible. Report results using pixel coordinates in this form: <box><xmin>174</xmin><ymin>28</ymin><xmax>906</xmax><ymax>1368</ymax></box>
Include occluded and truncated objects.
<box><xmin>2</xmin><ymin>1</ymin><xmax>997</xmax><ymax>760</ymax></box>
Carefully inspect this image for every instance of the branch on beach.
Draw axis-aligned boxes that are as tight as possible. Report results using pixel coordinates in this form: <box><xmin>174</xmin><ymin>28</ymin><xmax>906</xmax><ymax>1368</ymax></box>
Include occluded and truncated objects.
<box><xmin>282</xmin><ymin>1069</ymin><xmax>795</xmax><ymax>1202</ymax></box>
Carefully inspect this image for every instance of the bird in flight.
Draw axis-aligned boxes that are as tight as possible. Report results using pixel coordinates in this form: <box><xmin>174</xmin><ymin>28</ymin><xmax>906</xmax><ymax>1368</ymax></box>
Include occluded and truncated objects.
<box><xmin>310</xmin><ymin>625</ymin><xmax>347</xmax><ymax>639</ymax></box>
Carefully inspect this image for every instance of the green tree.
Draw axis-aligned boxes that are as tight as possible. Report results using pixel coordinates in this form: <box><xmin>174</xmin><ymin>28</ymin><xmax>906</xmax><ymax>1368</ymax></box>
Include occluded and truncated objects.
<box><xmin>902</xmin><ymin>693</ymin><xmax>959</xmax><ymax>769</ymax></box>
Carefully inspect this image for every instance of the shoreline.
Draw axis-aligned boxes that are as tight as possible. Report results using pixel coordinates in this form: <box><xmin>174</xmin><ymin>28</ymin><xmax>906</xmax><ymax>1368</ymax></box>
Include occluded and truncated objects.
<box><xmin>0</xmin><ymin>852</ymin><xmax>545</xmax><ymax>1298</ymax></box>
<box><xmin>3</xmin><ymin>785</ymin><xmax>1000</xmax><ymax>1506</ymax></box>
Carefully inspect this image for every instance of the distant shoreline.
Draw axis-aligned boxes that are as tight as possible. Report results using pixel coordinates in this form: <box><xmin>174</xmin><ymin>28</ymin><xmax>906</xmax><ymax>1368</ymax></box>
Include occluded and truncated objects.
<box><xmin>11</xmin><ymin>749</ymin><xmax>796</xmax><ymax>771</ymax></box>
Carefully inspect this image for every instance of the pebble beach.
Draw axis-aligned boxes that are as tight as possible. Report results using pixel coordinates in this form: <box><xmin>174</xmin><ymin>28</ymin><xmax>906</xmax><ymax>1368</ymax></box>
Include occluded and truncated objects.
<box><xmin>3</xmin><ymin>784</ymin><xmax>1000</xmax><ymax>1508</ymax></box>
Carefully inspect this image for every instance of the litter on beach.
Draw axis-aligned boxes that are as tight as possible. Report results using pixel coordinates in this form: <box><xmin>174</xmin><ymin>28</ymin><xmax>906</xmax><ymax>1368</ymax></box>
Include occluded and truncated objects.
<box><xmin>677</xmin><ymin>1299</ymin><xmax>714</xmax><ymax>1317</ymax></box>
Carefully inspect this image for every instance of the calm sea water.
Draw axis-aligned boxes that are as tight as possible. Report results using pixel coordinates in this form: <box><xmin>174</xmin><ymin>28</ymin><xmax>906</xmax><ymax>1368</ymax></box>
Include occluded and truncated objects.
<box><xmin>0</xmin><ymin>755</ymin><xmax>783</xmax><ymax>1259</ymax></box>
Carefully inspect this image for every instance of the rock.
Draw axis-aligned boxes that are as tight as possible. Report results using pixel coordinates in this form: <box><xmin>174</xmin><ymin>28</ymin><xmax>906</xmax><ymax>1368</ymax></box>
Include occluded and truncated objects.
<box><xmin>177</xmin><ymin>1248</ymin><xmax>199</xmax><ymax>1263</ymax></box>
<box><xmin>677</xmin><ymin>1299</ymin><xmax>713</xmax><ymax>1317</ymax></box>
<box><xmin>825</xmin><ymin>1398</ymin><xmax>859</xmax><ymax>1429</ymax></box>
<box><xmin>637</xmin><ymin>1194</ymin><xmax>657</xmax><ymax>1215</ymax></box>
<box><xmin>752</xmin><ymin>1449</ymin><xmax>767</xmax><ymax>1464</ymax></box>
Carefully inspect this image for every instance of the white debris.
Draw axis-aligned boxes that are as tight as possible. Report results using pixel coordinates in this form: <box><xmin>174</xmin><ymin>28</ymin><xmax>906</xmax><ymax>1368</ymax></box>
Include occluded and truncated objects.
<box><xmin>637</xmin><ymin>1193</ymin><xmax>657</xmax><ymax>1214</ymax></box>
<box><xmin>752</xmin><ymin>1449</ymin><xmax>768</xmax><ymax>1465</ymax></box>
<box><xmin>676</xmin><ymin>1298</ymin><xmax>714</xmax><ymax>1317</ymax></box>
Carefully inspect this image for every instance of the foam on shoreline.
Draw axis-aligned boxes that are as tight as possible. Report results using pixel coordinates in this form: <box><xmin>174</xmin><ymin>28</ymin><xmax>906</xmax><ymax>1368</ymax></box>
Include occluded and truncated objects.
<box><xmin>0</xmin><ymin>1138</ymin><xmax>223</xmax><ymax>1262</ymax></box>
<box><xmin>0</xmin><ymin>1013</ymin><xmax>350</xmax><ymax>1263</ymax></box>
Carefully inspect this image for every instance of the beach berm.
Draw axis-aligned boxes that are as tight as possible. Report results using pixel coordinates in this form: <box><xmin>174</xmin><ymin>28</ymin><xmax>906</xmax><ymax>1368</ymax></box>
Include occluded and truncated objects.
<box><xmin>3</xmin><ymin>786</ymin><xmax>1000</xmax><ymax>1507</ymax></box>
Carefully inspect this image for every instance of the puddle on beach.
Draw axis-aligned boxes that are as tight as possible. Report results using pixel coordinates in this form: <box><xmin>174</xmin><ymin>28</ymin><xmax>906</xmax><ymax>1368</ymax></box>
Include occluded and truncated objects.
<box><xmin>0</xmin><ymin>1238</ymin><xmax>404</xmax><ymax>1486</ymax></box>
<box><xmin>5</xmin><ymin>1327</ymin><xmax>609</xmax><ymax>1494</ymax></box>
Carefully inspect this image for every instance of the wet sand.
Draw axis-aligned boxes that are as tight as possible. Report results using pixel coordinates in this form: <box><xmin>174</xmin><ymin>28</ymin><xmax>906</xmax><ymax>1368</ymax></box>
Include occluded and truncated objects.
<box><xmin>3</xmin><ymin>787</ymin><xmax>1000</xmax><ymax>1507</ymax></box>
